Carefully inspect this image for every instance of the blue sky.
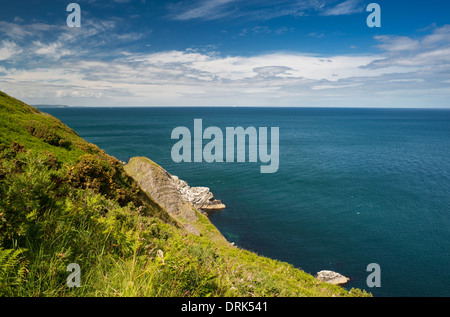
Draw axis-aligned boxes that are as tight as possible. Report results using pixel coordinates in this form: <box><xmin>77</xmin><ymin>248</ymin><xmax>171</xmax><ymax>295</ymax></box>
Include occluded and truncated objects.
<box><xmin>0</xmin><ymin>0</ymin><xmax>449</xmax><ymax>107</ymax></box>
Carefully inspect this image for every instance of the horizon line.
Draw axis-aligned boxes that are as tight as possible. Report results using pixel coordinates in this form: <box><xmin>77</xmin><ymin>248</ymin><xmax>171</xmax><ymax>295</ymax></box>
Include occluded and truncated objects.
<box><xmin>33</xmin><ymin>105</ymin><xmax>450</xmax><ymax>110</ymax></box>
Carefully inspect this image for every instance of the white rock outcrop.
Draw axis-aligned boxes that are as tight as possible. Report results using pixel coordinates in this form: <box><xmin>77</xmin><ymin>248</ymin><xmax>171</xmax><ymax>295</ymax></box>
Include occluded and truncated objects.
<box><xmin>316</xmin><ymin>270</ymin><xmax>350</xmax><ymax>285</ymax></box>
<box><xmin>171</xmin><ymin>175</ymin><xmax>226</xmax><ymax>211</ymax></box>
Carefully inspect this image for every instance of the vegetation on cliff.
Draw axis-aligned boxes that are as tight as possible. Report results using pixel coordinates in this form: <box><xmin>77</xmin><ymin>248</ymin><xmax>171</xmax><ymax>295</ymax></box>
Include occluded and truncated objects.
<box><xmin>0</xmin><ymin>91</ymin><xmax>370</xmax><ymax>297</ymax></box>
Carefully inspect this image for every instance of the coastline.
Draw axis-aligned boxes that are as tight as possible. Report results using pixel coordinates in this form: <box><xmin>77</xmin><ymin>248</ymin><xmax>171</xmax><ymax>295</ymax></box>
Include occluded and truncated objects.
<box><xmin>124</xmin><ymin>156</ymin><xmax>351</xmax><ymax>286</ymax></box>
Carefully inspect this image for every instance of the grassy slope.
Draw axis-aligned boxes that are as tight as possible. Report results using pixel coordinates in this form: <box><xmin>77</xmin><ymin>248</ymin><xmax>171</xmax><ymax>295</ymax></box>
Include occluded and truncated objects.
<box><xmin>0</xmin><ymin>91</ymin><xmax>371</xmax><ymax>297</ymax></box>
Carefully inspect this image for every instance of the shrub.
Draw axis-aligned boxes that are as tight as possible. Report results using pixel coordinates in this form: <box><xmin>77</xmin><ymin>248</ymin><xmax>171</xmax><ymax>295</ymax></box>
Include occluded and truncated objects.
<box><xmin>66</xmin><ymin>153</ymin><xmax>144</xmax><ymax>208</ymax></box>
<box><xmin>25</xmin><ymin>121</ymin><xmax>71</xmax><ymax>149</ymax></box>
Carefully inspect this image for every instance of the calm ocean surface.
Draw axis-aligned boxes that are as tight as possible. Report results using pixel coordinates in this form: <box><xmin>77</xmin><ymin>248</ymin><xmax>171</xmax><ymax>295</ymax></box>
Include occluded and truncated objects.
<box><xmin>40</xmin><ymin>107</ymin><xmax>450</xmax><ymax>297</ymax></box>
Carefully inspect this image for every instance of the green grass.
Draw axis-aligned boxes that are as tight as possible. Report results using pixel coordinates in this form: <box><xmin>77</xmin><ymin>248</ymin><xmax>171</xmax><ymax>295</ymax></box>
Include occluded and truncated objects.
<box><xmin>0</xmin><ymin>91</ymin><xmax>371</xmax><ymax>297</ymax></box>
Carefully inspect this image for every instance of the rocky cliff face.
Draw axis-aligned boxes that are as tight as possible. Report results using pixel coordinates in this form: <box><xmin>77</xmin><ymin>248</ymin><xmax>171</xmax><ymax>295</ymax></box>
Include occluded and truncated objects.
<box><xmin>124</xmin><ymin>157</ymin><xmax>225</xmax><ymax>235</ymax></box>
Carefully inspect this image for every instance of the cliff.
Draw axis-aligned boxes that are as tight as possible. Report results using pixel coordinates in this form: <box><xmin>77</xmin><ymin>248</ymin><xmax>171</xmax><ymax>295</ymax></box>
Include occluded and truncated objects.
<box><xmin>124</xmin><ymin>157</ymin><xmax>225</xmax><ymax>236</ymax></box>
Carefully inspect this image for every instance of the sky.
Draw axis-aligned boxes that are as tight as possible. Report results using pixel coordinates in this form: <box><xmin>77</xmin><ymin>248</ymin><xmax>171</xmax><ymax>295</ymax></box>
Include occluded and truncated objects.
<box><xmin>0</xmin><ymin>0</ymin><xmax>449</xmax><ymax>108</ymax></box>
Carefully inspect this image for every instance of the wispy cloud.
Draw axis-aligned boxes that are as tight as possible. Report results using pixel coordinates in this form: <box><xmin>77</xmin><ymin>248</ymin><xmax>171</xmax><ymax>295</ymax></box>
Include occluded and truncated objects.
<box><xmin>167</xmin><ymin>0</ymin><xmax>363</xmax><ymax>22</ymax></box>
<box><xmin>239</xmin><ymin>25</ymin><xmax>292</xmax><ymax>37</ymax></box>
<box><xmin>169</xmin><ymin>0</ymin><xmax>238</xmax><ymax>21</ymax></box>
<box><xmin>367</xmin><ymin>25</ymin><xmax>450</xmax><ymax>68</ymax></box>
<box><xmin>322</xmin><ymin>0</ymin><xmax>364</xmax><ymax>16</ymax></box>
<box><xmin>0</xmin><ymin>16</ymin><xmax>149</xmax><ymax>64</ymax></box>
<box><xmin>374</xmin><ymin>36</ymin><xmax>421</xmax><ymax>52</ymax></box>
<box><xmin>33</xmin><ymin>41</ymin><xmax>72</xmax><ymax>60</ymax></box>
<box><xmin>0</xmin><ymin>21</ymin><xmax>59</xmax><ymax>40</ymax></box>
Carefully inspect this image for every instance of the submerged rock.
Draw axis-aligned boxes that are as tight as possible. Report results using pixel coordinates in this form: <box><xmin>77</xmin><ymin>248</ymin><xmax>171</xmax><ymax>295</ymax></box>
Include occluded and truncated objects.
<box><xmin>316</xmin><ymin>270</ymin><xmax>350</xmax><ymax>285</ymax></box>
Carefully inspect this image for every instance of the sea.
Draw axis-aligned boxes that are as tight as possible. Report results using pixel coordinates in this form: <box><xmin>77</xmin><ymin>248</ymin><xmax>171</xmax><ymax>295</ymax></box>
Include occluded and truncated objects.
<box><xmin>39</xmin><ymin>106</ymin><xmax>450</xmax><ymax>297</ymax></box>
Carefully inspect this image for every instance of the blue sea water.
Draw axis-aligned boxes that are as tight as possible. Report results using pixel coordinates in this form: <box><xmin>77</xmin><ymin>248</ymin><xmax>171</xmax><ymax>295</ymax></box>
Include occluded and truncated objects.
<box><xmin>40</xmin><ymin>107</ymin><xmax>450</xmax><ymax>297</ymax></box>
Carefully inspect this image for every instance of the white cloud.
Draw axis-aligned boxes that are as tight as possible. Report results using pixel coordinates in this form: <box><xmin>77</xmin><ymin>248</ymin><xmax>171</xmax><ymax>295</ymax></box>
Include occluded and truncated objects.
<box><xmin>1</xmin><ymin>19</ymin><xmax>450</xmax><ymax>108</ymax></box>
<box><xmin>33</xmin><ymin>41</ymin><xmax>72</xmax><ymax>59</ymax></box>
<box><xmin>0</xmin><ymin>41</ymin><xmax>22</xmax><ymax>61</ymax></box>
<box><xmin>375</xmin><ymin>36</ymin><xmax>421</xmax><ymax>52</ymax></box>
<box><xmin>422</xmin><ymin>25</ymin><xmax>450</xmax><ymax>46</ymax></box>
<box><xmin>368</xmin><ymin>25</ymin><xmax>450</xmax><ymax>69</ymax></box>
<box><xmin>0</xmin><ymin>49</ymin><xmax>417</xmax><ymax>106</ymax></box>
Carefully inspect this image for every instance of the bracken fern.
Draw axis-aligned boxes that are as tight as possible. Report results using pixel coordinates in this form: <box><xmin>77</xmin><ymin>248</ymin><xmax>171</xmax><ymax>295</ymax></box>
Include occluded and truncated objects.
<box><xmin>0</xmin><ymin>247</ymin><xmax>28</xmax><ymax>296</ymax></box>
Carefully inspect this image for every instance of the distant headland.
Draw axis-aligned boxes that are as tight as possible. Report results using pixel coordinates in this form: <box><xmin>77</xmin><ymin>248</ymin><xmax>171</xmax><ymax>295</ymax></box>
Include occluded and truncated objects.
<box><xmin>33</xmin><ymin>104</ymin><xmax>70</xmax><ymax>108</ymax></box>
